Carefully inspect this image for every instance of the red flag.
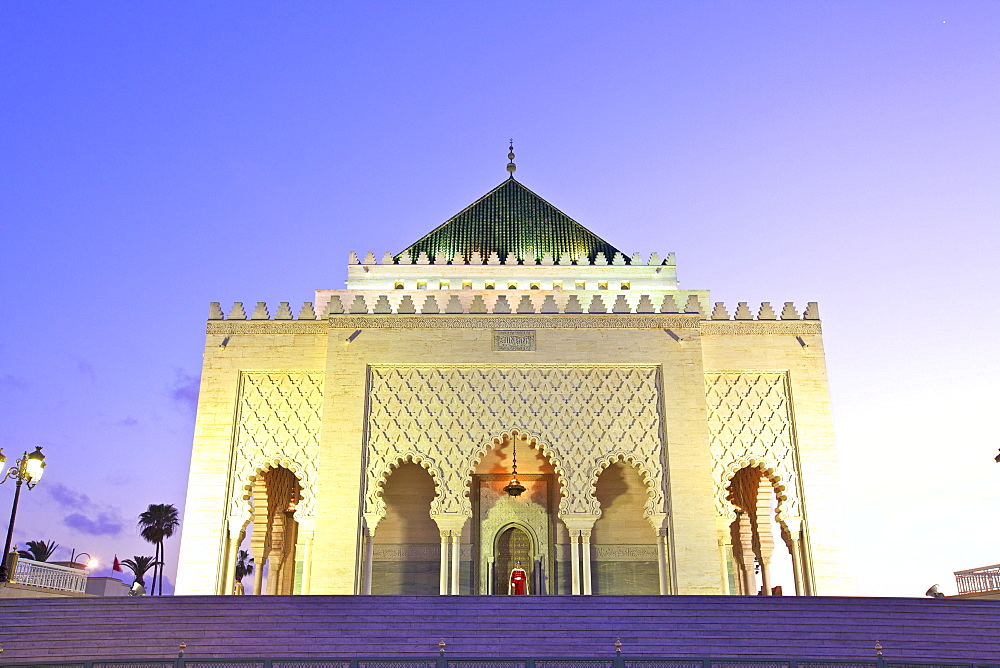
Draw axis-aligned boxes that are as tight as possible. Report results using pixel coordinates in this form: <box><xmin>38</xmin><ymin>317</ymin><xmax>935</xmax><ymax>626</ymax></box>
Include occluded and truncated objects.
<box><xmin>112</xmin><ymin>555</ymin><xmax>123</xmax><ymax>573</ymax></box>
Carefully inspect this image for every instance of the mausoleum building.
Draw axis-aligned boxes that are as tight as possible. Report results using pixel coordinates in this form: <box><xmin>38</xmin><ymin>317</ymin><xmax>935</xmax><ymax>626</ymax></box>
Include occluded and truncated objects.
<box><xmin>175</xmin><ymin>155</ymin><xmax>853</xmax><ymax>597</ymax></box>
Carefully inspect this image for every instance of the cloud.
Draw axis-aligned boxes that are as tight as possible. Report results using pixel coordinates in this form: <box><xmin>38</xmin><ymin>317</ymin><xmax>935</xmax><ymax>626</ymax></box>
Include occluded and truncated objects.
<box><xmin>77</xmin><ymin>360</ymin><xmax>96</xmax><ymax>381</ymax></box>
<box><xmin>169</xmin><ymin>370</ymin><xmax>200</xmax><ymax>414</ymax></box>
<box><xmin>48</xmin><ymin>483</ymin><xmax>125</xmax><ymax>537</ymax></box>
<box><xmin>115</xmin><ymin>416</ymin><xmax>139</xmax><ymax>427</ymax></box>
<box><xmin>0</xmin><ymin>375</ymin><xmax>29</xmax><ymax>392</ymax></box>
<box><xmin>48</xmin><ymin>483</ymin><xmax>91</xmax><ymax>509</ymax></box>
<box><xmin>63</xmin><ymin>512</ymin><xmax>125</xmax><ymax>536</ymax></box>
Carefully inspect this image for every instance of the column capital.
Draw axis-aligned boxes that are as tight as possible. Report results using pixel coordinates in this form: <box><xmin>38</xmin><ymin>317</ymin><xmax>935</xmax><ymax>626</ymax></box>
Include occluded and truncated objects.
<box><xmin>227</xmin><ymin>515</ymin><xmax>248</xmax><ymax>537</ymax></box>
<box><xmin>560</xmin><ymin>513</ymin><xmax>600</xmax><ymax>532</ymax></box>
<box><xmin>431</xmin><ymin>512</ymin><xmax>469</xmax><ymax>534</ymax></box>
<box><xmin>647</xmin><ymin>512</ymin><xmax>669</xmax><ymax>532</ymax></box>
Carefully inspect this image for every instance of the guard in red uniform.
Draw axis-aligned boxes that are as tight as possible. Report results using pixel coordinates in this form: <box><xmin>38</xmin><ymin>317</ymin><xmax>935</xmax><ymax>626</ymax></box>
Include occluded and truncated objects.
<box><xmin>509</xmin><ymin>560</ymin><xmax>528</xmax><ymax>595</ymax></box>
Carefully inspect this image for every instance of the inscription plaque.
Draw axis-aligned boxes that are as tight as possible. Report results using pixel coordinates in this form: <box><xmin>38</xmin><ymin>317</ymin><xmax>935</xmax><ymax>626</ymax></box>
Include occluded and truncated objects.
<box><xmin>492</xmin><ymin>330</ymin><xmax>535</xmax><ymax>351</ymax></box>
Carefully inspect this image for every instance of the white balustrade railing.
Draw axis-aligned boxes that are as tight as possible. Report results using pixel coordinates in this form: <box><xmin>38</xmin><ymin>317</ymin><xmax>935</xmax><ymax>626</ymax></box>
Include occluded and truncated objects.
<box><xmin>11</xmin><ymin>557</ymin><xmax>88</xmax><ymax>593</ymax></box>
<box><xmin>954</xmin><ymin>563</ymin><xmax>1000</xmax><ymax>595</ymax></box>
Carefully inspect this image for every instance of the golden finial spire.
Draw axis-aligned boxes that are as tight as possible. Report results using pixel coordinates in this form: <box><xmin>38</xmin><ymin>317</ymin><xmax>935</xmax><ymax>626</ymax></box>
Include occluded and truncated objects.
<box><xmin>507</xmin><ymin>139</ymin><xmax>516</xmax><ymax>178</ymax></box>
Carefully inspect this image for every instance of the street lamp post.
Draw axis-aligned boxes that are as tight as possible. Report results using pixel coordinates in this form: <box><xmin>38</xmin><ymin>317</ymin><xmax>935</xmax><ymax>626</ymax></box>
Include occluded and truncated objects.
<box><xmin>0</xmin><ymin>446</ymin><xmax>47</xmax><ymax>581</ymax></box>
<box><xmin>69</xmin><ymin>550</ymin><xmax>98</xmax><ymax>570</ymax></box>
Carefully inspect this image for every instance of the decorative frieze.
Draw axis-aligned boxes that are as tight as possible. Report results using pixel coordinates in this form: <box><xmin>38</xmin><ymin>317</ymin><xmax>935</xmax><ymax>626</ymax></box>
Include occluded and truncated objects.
<box><xmin>331</xmin><ymin>315</ymin><xmax>700</xmax><ymax>330</ymax></box>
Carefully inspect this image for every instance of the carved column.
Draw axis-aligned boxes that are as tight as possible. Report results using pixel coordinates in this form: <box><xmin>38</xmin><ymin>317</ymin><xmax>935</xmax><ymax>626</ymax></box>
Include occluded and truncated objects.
<box><xmin>278</xmin><ymin>512</ymin><xmax>298</xmax><ymax>595</ymax></box>
<box><xmin>433</xmin><ymin>513</ymin><xmax>468</xmax><ymax>595</ymax></box>
<box><xmin>569</xmin><ymin>530</ymin><xmax>581</xmax><ymax>595</ymax></box>
<box><xmin>753</xmin><ymin>482</ymin><xmax>774</xmax><ymax>596</ymax></box>
<box><xmin>562</xmin><ymin>515</ymin><xmax>599</xmax><ymax>597</ymax></box>
<box><xmin>221</xmin><ymin>521</ymin><xmax>243</xmax><ymax>595</ymax></box>
<box><xmin>733</xmin><ymin>511</ymin><xmax>755</xmax><ymax>595</ymax></box>
<box><xmin>450</xmin><ymin>532</ymin><xmax>461</xmax><ymax>595</ymax></box>
<box><xmin>362</xmin><ymin>525</ymin><xmax>374</xmax><ymax>595</ymax></box>
<box><xmin>657</xmin><ymin>528</ymin><xmax>670</xmax><ymax>595</ymax></box>
<box><xmin>789</xmin><ymin>537</ymin><xmax>804</xmax><ymax>595</ymax></box>
<box><xmin>296</xmin><ymin>518</ymin><xmax>314</xmax><ymax>595</ymax></box>
<box><xmin>249</xmin><ymin>478</ymin><xmax>271</xmax><ymax>595</ymax></box>
<box><xmin>439</xmin><ymin>530</ymin><xmax>449</xmax><ymax>595</ymax></box>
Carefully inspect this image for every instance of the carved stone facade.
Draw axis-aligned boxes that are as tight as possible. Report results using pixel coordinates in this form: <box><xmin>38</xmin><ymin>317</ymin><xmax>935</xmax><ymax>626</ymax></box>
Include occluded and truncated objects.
<box><xmin>705</xmin><ymin>372</ymin><xmax>802</xmax><ymax>531</ymax></box>
<box><xmin>364</xmin><ymin>365</ymin><xmax>663</xmax><ymax>524</ymax></box>
<box><xmin>175</xmin><ymin>171</ymin><xmax>853</xmax><ymax>597</ymax></box>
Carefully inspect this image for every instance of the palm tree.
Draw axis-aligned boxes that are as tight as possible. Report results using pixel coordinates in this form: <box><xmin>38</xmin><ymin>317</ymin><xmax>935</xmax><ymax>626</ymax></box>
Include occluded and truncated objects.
<box><xmin>137</xmin><ymin>503</ymin><xmax>180</xmax><ymax>596</ymax></box>
<box><xmin>120</xmin><ymin>555</ymin><xmax>160</xmax><ymax>592</ymax></box>
<box><xmin>235</xmin><ymin>549</ymin><xmax>254</xmax><ymax>582</ymax></box>
<box><xmin>17</xmin><ymin>540</ymin><xmax>58</xmax><ymax>562</ymax></box>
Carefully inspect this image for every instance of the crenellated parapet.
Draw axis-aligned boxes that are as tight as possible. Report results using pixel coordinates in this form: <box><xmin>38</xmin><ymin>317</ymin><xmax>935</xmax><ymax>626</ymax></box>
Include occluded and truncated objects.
<box><xmin>207</xmin><ymin>296</ymin><xmax>821</xmax><ymax>320</ymax></box>
<box><xmin>349</xmin><ymin>250</ymin><xmax>676</xmax><ymax>266</ymax></box>
<box><xmin>345</xmin><ymin>251</ymin><xmax>682</xmax><ymax>292</ymax></box>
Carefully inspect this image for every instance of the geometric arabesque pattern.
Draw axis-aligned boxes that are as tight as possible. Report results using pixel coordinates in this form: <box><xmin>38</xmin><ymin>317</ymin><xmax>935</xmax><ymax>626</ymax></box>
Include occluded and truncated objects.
<box><xmin>228</xmin><ymin>372</ymin><xmax>324</xmax><ymax>526</ymax></box>
<box><xmin>365</xmin><ymin>365</ymin><xmax>663</xmax><ymax>525</ymax></box>
<box><xmin>704</xmin><ymin>372</ymin><xmax>803</xmax><ymax>531</ymax></box>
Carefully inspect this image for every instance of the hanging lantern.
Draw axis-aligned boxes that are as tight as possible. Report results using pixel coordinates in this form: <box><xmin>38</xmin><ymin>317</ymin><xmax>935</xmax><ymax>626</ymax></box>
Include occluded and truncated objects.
<box><xmin>503</xmin><ymin>439</ymin><xmax>526</xmax><ymax>497</ymax></box>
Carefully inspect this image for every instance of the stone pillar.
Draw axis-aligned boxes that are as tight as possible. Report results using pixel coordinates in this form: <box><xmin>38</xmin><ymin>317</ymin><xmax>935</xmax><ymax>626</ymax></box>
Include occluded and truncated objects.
<box><xmin>221</xmin><ymin>526</ymin><xmax>240</xmax><ymax>595</ymax></box>
<box><xmin>735</xmin><ymin>511</ymin><xmax>756</xmax><ymax>595</ymax></box>
<box><xmin>569</xmin><ymin>531</ymin><xmax>581</xmax><ymax>594</ymax></box>
<box><xmin>657</xmin><ymin>528</ymin><xmax>670</xmax><ymax>595</ymax></box>
<box><xmin>801</xmin><ymin>527</ymin><xmax>816</xmax><ymax>595</ymax></box>
<box><xmin>439</xmin><ymin>531</ymin><xmax>449</xmax><ymax>595</ymax></box>
<box><xmin>450</xmin><ymin>532</ymin><xmax>461</xmax><ymax>595</ymax></box>
<box><xmin>715</xmin><ymin>517</ymin><xmax>735</xmax><ymax>596</ymax></box>
<box><xmin>789</xmin><ymin>537</ymin><xmax>804</xmax><ymax>596</ymax></box>
<box><xmin>432</xmin><ymin>513</ymin><xmax>468</xmax><ymax>595</ymax></box>
<box><xmin>297</xmin><ymin>521</ymin><xmax>314</xmax><ymax>595</ymax></box>
<box><xmin>562</xmin><ymin>515</ymin><xmax>599</xmax><ymax>597</ymax></box>
<box><xmin>753</xmin><ymin>482</ymin><xmax>774</xmax><ymax>596</ymax></box>
<box><xmin>581</xmin><ymin>530</ymin><xmax>593</xmax><ymax>595</ymax></box>
<box><xmin>363</xmin><ymin>525</ymin><xmax>374</xmax><ymax>595</ymax></box>
<box><xmin>253</xmin><ymin>557</ymin><xmax>266</xmax><ymax>595</ymax></box>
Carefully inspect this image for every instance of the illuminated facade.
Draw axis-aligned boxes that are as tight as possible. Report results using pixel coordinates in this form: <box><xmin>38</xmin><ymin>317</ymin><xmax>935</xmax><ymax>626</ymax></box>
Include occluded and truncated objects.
<box><xmin>175</xmin><ymin>159</ymin><xmax>853</xmax><ymax>596</ymax></box>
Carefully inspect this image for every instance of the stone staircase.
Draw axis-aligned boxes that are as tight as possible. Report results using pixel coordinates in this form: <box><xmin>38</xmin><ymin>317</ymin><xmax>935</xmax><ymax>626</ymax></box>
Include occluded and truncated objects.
<box><xmin>1</xmin><ymin>595</ymin><xmax>998</xmax><ymax>664</ymax></box>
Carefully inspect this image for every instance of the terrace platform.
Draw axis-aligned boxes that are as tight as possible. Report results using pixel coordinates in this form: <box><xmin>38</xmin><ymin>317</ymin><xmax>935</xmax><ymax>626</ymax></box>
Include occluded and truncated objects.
<box><xmin>0</xmin><ymin>595</ymin><xmax>998</xmax><ymax>665</ymax></box>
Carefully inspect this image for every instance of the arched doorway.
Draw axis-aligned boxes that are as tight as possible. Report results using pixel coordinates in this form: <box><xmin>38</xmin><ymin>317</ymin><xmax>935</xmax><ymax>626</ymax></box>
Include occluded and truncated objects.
<box><xmin>371</xmin><ymin>461</ymin><xmax>439</xmax><ymax>595</ymax></box>
<box><xmin>244</xmin><ymin>466</ymin><xmax>301</xmax><ymax>595</ymax></box>
<box><xmin>591</xmin><ymin>461</ymin><xmax>659</xmax><ymax>594</ymax></box>
<box><xmin>727</xmin><ymin>465</ymin><xmax>798</xmax><ymax>595</ymax></box>
<box><xmin>471</xmin><ymin>431</ymin><xmax>560</xmax><ymax>594</ymax></box>
<box><xmin>494</xmin><ymin>525</ymin><xmax>534</xmax><ymax>594</ymax></box>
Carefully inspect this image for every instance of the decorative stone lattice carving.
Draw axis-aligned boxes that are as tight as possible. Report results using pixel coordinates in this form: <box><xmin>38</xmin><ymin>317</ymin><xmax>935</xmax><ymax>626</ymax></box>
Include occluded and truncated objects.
<box><xmin>228</xmin><ymin>372</ymin><xmax>324</xmax><ymax>526</ymax></box>
<box><xmin>365</xmin><ymin>365</ymin><xmax>664</xmax><ymax>524</ymax></box>
<box><xmin>704</xmin><ymin>372</ymin><xmax>803</xmax><ymax>530</ymax></box>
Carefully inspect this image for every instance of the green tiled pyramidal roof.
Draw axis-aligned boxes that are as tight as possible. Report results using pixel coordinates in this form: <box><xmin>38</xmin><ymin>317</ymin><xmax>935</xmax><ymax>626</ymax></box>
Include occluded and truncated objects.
<box><xmin>398</xmin><ymin>178</ymin><xmax>624</xmax><ymax>264</ymax></box>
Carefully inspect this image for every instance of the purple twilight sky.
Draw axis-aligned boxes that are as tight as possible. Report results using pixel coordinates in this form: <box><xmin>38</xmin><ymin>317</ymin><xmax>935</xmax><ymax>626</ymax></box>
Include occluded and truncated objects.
<box><xmin>1</xmin><ymin>2</ymin><xmax>998</xmax><ymax>596</ymax></box>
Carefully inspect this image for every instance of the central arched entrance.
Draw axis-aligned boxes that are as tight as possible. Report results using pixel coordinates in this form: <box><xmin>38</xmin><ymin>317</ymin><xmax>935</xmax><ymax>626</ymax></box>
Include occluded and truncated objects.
<box><xmin>471</xmin><ymin>431</ymin><xmax>561</xmax><ymax>594</ymax></box>
<box><xmin>494</xmin><ymin>525</ymin><xmax>534</xmax><ymax>594</ymax></box>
